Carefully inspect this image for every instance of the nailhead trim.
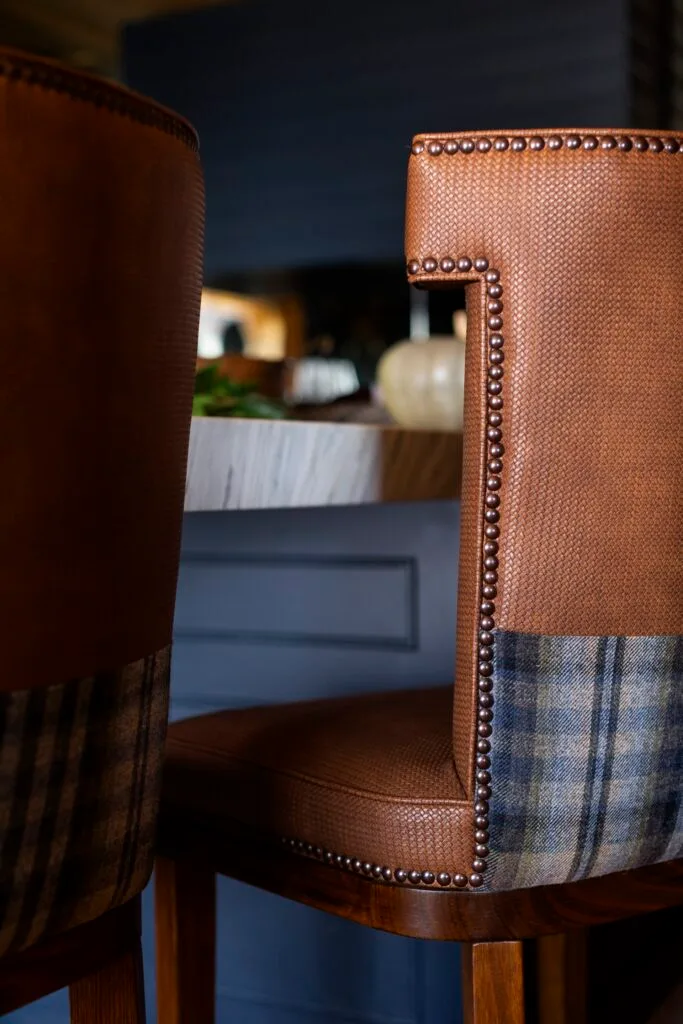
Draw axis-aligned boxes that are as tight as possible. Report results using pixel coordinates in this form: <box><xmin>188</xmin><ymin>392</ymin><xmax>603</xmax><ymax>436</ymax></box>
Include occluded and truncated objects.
<box><xmin>280</xmin><ymin>837</ymin><xmax>471</xmax><ymax>889</ymax></box>
<box><xmin>283</xmin><ymin>257</ymin><xmax>504</xmax><ymax>891</ymax></box>
<box><xmin>411</xmin><ymin>132</ymin><xmax>680</xmax><ymax>156</ymax></box>
<box><xmin>0</xmin><ymin>52</ymin><xmax>198</xmax><ymax>152</ymax></box>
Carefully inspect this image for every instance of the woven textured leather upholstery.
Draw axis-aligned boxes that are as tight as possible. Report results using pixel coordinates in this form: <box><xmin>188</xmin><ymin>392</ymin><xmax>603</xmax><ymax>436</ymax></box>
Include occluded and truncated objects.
<box><xmin>161</xmin><ymin>129</ymin><xmax>681</xmax><ymax>894</ymax></box>
<box><xmin>164</xmin><ymin>688</ymin><xmax>472</xmax><ymax>878</ymax></box>
<box><xmin>406</xmin><ymin>129</ymin><xmax>682</xmax><ymax>888</ymax></box>
<box><xmin>0</xmin><ymin>49</ymin><xmax>203</xmax><ymax>954</ymax></box>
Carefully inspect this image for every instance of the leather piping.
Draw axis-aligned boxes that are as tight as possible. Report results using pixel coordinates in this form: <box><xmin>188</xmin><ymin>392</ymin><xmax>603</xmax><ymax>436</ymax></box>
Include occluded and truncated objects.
<box><xmin>0</xmin><ymin>48</ymin><xmax>198</xmax><ymax>152</ymax></box>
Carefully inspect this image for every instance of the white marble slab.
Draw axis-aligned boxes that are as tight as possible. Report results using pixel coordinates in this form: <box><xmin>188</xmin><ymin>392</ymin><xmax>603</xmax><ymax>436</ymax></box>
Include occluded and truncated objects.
<box><xmin>184</xmin><ymin>417</ymin><xmax>462</xmax><ymax>511</ymax></box>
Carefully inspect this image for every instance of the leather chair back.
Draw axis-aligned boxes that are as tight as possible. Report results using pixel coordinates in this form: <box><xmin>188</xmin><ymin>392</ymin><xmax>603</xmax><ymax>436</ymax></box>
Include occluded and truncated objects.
<box><xmin>0</xmin><ymin>50</ymin><xmax>203</xmax><ymax>951</ymax></box>
<box><xmin>406</xmin><ymin>131</ymin><xmax>681</xmax><ymax>888</ymax></box>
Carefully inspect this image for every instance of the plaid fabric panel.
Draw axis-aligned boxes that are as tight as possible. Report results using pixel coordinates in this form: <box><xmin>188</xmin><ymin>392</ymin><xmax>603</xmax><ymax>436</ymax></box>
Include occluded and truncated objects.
<box><xmin>487</xmin><ymin>632</ymin><xmax>682</xmax><ymax>890</ymax></box>
<box><xmin>0</xmin><ymin>645</ymin><xmax>170</xmax><ymax>955</ymax></box>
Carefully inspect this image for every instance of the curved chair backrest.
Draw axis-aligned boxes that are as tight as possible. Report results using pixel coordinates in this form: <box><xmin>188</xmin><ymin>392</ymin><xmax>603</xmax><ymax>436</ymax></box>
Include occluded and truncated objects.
<box><xmin>0</xmin><ymin>50</ymin><xmax>203</xmax><ymax>952</ymax></box>
<box><xmin>406</xmin><ymin>130</ymin><xmax>681</xmax><ymax>890</ymax></box>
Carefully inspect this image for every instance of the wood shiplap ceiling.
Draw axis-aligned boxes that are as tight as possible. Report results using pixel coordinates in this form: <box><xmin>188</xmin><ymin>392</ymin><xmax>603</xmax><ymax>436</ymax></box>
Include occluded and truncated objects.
<box><xmin>0</xmin><ymin>0</ymin><xmax>229</xmax><ymax>76</ymax></box>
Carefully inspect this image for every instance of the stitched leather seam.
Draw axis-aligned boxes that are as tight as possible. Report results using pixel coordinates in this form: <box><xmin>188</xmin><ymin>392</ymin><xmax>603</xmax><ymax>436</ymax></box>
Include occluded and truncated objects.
<box><xmin>169</xmin><ymin>738</ymin><xmax>468</xmax><ymax>806</ymax></box>
<box><xmin>0</xmin><ymin>50</ymin><xmax>198</xmax><ymax>152</ymax></box>
<box><xmin>410</xmin><ymin>131</ymin><xmax>681</xmax><ymax>155</ymax></box>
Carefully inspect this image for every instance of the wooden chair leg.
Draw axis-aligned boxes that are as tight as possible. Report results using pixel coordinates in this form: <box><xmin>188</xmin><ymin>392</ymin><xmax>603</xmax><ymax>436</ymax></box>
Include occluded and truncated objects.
<box><xmin>461</xmin><ymin>940</ymin><xmax>525</xmax><ymax>1024</ymax></box>
<box><xmin>535</xmin><ymin>930</ymin><xmax>587</xmax><ymax>1024</ymax></box>
<box><xmin>155</xmin><ymin>855</ymin><xmax>216</xmax><ymax>1024</ymax></box>
<box><xmin>69</xmin><ymin>942</ymin><xmax>145</xmax><ymax>1024</ymax></box>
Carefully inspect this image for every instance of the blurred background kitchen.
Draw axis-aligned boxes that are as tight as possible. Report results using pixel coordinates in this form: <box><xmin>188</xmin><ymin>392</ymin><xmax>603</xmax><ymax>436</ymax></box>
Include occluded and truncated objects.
<box><xmin>2</xmin><ymin>2</ymin><xmax>681</xmax><ymax>1022</ymax></box>
<box><xmin>3</xmin><ymin>0</ymin><xmax>681</xmax><ymax>429</ymax></box>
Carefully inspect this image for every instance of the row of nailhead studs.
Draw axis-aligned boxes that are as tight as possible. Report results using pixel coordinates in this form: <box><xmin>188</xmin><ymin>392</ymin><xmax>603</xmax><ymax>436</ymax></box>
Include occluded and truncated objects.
<box><xmin>406</xmin><ymin>256</ymin><xmax>502</xmax><ymax>888</ymax></box>
<box><xmin>281</xmin><ymin>837</ymin><xmax>472</xmax><ymax>888</ymax></box>
<box><xmin>283</xmin><ymin>259</ymin><xmax>503</xmax><ymax>892</ymax></box>
<box><xmin>0</xmin><ymin>56</ymin><xmax>198</xmax><ymax>152</ymax></box>
<box><xmin>412</xmin><ymin>134</ymin><xmax>681</xmax><ymax>155</ymax></box>
<box><xmin>472</xmin><ymin>258</ymin><xmax>504</xmax><ymax>889</ymax></box>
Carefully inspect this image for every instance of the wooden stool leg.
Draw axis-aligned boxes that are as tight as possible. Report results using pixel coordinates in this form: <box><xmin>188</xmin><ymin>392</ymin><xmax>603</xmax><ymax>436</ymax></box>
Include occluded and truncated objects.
<box><xmin>536</xmin><ymin>930</ymin><xmax>587</xmax><ymax>1024</ymax></box>
<box><xmin>69</xmin><ymin>943</ymin><xmax>145</xmax><ymax>1024</ymax></box>
<box><xmin>155</xmin><ymin>855</ymin><xmax>216</xmax><ymax>1024</ymax></box>
<box><xmin>461</xmin><ymin>940</ymin><xmax>525</xmax><ymax>1024</ymax></box>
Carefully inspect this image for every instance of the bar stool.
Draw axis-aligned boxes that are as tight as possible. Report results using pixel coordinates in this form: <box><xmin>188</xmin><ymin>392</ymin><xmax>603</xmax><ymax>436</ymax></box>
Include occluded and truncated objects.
<box><xmin>0</xmin><ymin>48</ymin><xmax>203</xmax><ymax>1021</ymax></box>
<box><xmin>155</xmin><ymin>128</ymin><xmax>682</xmax><ymax>1023</ymax></box>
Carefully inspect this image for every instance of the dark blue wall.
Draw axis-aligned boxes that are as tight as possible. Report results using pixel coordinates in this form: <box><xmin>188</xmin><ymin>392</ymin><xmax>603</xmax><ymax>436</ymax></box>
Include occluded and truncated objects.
<box><xmin>124</xmin><ymin>0</ymin><xmax>630</xmax><ymax>277</ymax></box>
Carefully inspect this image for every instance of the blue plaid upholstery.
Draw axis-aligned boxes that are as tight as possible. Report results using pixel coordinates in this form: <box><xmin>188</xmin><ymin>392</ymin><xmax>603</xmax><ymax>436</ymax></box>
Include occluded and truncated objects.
<box><xmin>487</xmin><ymin>632</ymin><xmax>682</xmax><ymax>890</ymax></box>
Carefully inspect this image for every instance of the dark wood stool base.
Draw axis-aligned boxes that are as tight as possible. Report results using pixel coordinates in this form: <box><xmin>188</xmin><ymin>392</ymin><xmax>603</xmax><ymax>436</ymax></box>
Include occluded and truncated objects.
<box><xmin>0</xmin><ymin>897</ymin><xmax>144</xmax><ymax>1020</ymax></box>
<box><xmin>155</xmin><ymin>816</ymin><xmax>683</xmax><ymax>1024</ymax></box>
<box><xmin>461</xmin><ymin>941</ymin><xmax>525</xmax><ymax>1024</ymax></box>
<box><xmin>156</xmin><ymin>856</ymin><xmax>216</xmax><ymax>1024</ymax></box>
<box><xmin>69</xmin><ymin>944</ymin><xmax>145</xmax><ymax>1024</ymax></box>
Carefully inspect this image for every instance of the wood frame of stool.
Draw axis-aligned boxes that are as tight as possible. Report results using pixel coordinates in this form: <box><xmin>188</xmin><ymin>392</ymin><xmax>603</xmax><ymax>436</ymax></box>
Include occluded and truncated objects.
<box><xmin>155</xmin><ymin>814</ymin><xmax>683</xmax><ymax>1024</ymax></box>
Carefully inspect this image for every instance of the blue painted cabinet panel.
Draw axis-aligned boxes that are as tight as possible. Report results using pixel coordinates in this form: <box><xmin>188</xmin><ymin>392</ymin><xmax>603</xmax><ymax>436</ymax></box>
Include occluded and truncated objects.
<box><xmin>7</xmin><ymin>501</ymin><xmax>462</xmax><ymax>1023</ymax></box>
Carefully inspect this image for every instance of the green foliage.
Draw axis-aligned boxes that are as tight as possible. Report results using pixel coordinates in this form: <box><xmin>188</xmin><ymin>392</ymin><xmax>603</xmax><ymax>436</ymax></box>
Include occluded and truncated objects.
<box><xmin>193</xmin><ymin>364</ymin><xmax>287</xmax><ymax>419</ymax></box>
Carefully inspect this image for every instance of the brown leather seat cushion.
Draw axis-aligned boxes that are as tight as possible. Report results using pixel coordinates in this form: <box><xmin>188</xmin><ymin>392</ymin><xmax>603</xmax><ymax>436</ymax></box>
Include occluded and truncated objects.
<box><xmin>163</xmin><ymin>687</ymin><xmax>473</xmax><ymax>874</ymax></box>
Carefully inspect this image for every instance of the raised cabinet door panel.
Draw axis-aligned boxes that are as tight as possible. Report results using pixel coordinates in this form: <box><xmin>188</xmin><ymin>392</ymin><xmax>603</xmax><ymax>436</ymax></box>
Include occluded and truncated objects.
<box><xmin>171</xmin><ymin>502</ymin><xmax>460</xmax><ymax>715</ymax></box>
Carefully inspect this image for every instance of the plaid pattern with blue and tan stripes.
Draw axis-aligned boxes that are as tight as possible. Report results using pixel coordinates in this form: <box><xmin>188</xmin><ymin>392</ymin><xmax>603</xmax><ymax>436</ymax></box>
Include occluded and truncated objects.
<box><xmin>487</xmin><ymin>632</ymin><xmax>682</xmax><ymax>890</ymax></box>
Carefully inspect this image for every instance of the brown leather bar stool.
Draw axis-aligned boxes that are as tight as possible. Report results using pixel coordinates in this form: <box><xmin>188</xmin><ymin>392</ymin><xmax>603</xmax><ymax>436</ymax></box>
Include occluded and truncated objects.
<box><xmin>0</xmin><ymin>50</ymin><xmax>203</xmax><ymax>1020</ymax></box>
<box><xmin>154</xmin><ymin>129</ymin><xmax>682</xmax><ymax>1024</ymax></box>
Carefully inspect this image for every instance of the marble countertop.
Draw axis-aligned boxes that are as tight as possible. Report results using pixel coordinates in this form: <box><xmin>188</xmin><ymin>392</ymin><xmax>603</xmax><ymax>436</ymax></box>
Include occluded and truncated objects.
<box><xmin>184</xmin><ymin>417</ymin><xmax>462</xmax><ymax>511</ymax></box>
